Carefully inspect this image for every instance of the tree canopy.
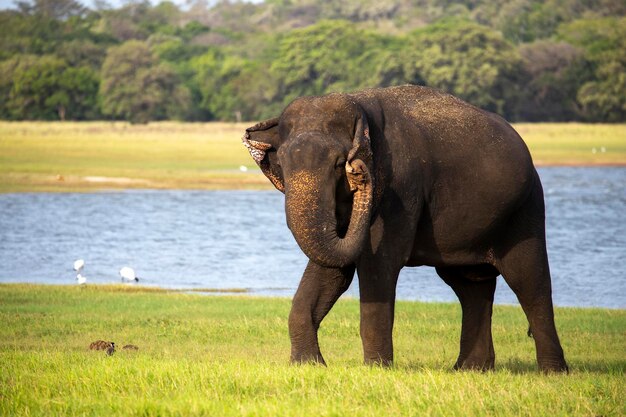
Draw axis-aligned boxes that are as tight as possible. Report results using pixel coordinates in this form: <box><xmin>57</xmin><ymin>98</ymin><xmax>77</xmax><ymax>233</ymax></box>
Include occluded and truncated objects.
<box><xmin>0</xmin><ymin>0</ymin><xmax>624</xmax><ymax>122</ymax></box>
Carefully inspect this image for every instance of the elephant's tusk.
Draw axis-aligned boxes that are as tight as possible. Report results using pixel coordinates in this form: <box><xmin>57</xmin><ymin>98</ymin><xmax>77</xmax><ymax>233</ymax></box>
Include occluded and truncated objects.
<box><xmin>242</xmin><ymin>134</ymin><xmax>272</xmax><ymax>163</ymax></box>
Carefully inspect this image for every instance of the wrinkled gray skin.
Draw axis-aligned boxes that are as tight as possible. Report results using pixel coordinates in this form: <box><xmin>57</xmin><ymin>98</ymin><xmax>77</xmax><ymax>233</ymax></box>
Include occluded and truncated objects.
<box><xmin>243</xmin><ymin>85</ymin><xmax>568</xmax><ymax>372</ymax></box>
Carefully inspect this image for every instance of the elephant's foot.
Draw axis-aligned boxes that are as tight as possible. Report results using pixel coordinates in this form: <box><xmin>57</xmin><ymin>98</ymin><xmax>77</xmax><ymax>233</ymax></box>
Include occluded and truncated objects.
<box><xmin>453</xmin><ymin>355</ymin><xmax>495</xmax><ymax>372</ymax></box>
<box><xmin>537</xmin><ymin>357</ymin><xmax>569</xmax><ymax>373</ymax></box>
<box><xmin>290</xmin><ymin>350</ymin><xmax>326</xmax><ymax>366</ymax></box>
<box><xmin>363</xmin><ymin>353</ymin><xmax>393</xmax><ymax>368</ymax></box>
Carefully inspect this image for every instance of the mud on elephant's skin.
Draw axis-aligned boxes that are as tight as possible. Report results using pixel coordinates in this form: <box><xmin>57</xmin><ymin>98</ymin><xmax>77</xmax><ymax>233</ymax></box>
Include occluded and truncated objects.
<box><xmin>242</xmin><ymin>85</ymin><xmax>568</xmax><ymax>373</ymax></box>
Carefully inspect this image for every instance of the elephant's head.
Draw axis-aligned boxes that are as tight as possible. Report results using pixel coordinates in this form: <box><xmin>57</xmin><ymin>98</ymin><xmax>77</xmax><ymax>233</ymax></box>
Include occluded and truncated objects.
<box><xmin>242</xmin><ymin>94</ymin><xmax>374</xmax><ymax>267</ymax></box>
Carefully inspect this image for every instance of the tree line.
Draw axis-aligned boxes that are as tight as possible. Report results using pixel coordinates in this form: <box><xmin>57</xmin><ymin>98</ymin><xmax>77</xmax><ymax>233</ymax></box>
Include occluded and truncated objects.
<box><xmin>0</xmin><ymin>0</ymin><xmax>624</xmax><ymax>123</ymax></box>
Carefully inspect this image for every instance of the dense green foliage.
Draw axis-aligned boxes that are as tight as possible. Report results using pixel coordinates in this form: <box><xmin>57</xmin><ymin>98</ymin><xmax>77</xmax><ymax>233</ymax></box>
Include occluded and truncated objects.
<box><xmin>100</xmin><ymin>40</ymin><xmax>191</xmax><ymax>123</ymax></box>
<box><xmin>0</xmin><ymin>0</ymin><xmax>624</xmax><ymax>122</ymax></box>
<box><xmin>0</xmin><ymin>284</ymin><xmax>624</xmax><ymax>416</ymax></box>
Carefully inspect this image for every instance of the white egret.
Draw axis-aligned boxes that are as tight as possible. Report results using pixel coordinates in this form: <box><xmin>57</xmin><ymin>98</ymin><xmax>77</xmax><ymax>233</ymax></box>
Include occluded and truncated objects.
<box><xmin>73</xmin><ymin>260</ymin><xmax>86</xmax><ymax>284</ymax></box>
<box><xmin>73</xmin><ymin>259</ymin><xmax>85</xmax><ymax>272</ymax></box>
<box><xmin>119</xmin><ymin>267</ymin><xmax>139</xmax><ymax>282</ymax></box>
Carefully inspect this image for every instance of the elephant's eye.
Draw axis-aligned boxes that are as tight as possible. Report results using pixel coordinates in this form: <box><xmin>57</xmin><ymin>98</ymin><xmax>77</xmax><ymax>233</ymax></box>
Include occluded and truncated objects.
<box><xmin>335</xmin><ymin>158</ymin><xmax>346</xmax><ymax>169</ymax></box>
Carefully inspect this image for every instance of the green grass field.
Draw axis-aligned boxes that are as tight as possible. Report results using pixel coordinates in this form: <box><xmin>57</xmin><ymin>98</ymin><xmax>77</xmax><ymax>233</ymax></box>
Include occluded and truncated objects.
<box><xmin>0</xmin><ymin>284</ymin><xmax>623</xmax><ymax>416</ymax></box>
<box><xmin>0</xmin><ymin>122</ymin><xmax>624</xmax><ymax>192</ymax></box>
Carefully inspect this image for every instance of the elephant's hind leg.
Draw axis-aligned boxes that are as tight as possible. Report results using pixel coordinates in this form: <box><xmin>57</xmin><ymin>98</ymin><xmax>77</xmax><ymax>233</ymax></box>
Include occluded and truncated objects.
<box><xmin>496</xmin><ymin>237</ymin><xmax>568</xmax><ymax>373</ymax></box>
<box><xmin>437</xmin><ymin>266</ymin><xmax>497</xmax><ymax>371</ymax></box>
<box><xmin>289</xmin><ymin>260</ymin><xmax>355</xmax><ymax>365</ymax></box>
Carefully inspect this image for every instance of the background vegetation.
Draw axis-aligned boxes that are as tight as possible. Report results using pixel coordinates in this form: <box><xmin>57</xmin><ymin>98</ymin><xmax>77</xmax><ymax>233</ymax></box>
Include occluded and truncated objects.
<box><xmin>0</xmin><ymin>284</ymin><xmax>624</xmax><ymax>416</ymax></box>
<box><xmin>1</xmin><ymin>0</ymin><xmax>625</xmax><ymax>123</ymax></box>
<box><xmin>1</xmin><ymin>121</ymin><xmax>623</xmax><ymax>192</ymax></box>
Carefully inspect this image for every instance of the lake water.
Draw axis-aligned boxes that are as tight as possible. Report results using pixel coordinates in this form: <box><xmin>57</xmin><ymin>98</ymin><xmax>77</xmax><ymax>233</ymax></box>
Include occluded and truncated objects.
<box><xmin>0</xmin><ymin>167</ymin><xmax>624</xmax><ymax>308</ymax></box>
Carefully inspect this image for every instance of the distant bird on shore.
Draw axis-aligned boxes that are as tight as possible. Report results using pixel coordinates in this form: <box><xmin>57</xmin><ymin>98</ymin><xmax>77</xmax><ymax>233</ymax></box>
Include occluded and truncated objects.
<box><xmin>73</xmin><ymin>259</ymin><xmax>85</xmax><ymax>273</ymax></box>
<box><xmin>74</xmin><ymin>259</ymin><xmax>87</xmax><ymax>284</ymax></box>
<box><xmin>76</xmin><ymin>274</ymin><xmax>87</xmax><ymax>285</ymax></box>
<box><xmin>119</xmin><ymin>267</ymin><xmax>139</xmax><ymax>282</ymax></box>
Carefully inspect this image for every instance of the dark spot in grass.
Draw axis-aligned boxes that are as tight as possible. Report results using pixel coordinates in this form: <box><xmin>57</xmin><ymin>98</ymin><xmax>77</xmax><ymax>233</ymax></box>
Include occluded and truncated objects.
<box><xmin>122</xmin><ymin>344</ymin><xmax>139</xmax><ymax>351</ymax></box>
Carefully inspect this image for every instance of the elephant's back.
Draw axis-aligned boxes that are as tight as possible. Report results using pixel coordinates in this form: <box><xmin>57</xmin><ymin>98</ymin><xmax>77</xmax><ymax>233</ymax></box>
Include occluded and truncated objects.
<box><xmin>353</xmin><ymin>84</ymin><xmax>535</xmax><ymax>181</ymax></box>
<box><xmin>354</xmin><ymin>85</ymin><xmax>520</xmax><ymax>146</ymax></box>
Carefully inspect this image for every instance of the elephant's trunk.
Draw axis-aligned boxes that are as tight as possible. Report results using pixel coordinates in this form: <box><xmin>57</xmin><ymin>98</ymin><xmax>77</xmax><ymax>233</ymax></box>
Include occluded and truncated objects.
<box><xmin>285</xmin><ymin>166</ymin><xmax>372</xmax><ymax>268</ymax></box>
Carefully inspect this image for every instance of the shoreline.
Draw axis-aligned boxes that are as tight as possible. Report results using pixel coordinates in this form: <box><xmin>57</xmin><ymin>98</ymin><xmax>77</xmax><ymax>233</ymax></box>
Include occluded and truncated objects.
<box><xmin>533</xmin><ymin>161</ymin><xmax>626</xmax><ymax>167</ymax></box>
<box><xmin>1</xmin><ymin>282</ymin><xmax>623</xmax><ymax>310</ymax></box>
<box><xmin>1</xmin><ymin>121</ymin><xmax>624</xmax><ymax>193</ymax></box>
<box><xmin>2</xmin><ymin>163</ymin><xmax>625</xmax><ymax>193</ymax></box>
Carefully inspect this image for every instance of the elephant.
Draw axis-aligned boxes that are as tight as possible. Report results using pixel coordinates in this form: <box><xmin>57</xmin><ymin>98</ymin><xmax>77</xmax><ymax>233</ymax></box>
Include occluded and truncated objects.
<box><xmin>242</xmin><ymin>85</ymin><xmax>568</xmax><ymax>372</ymax></box>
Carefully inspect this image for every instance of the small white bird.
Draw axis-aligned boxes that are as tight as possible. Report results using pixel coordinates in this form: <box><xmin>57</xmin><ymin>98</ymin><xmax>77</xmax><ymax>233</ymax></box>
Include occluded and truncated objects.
<box><xmin>119</xmin><ymin>267</ymin><xmax>139</xmax><ymax>282</ymax></box>
<box><xmin>74</xmin><ymin>259</ymin><xmax>85</xmax><ymax>272</ymax></box>
<box><xmin>73</xmin><ymin>260</ymin><xmax>87</xmax><ymax>284</ymax></box>
<box><xmin>76</xmin><ymin>273</ymin><xmax>87</xmax><ymax>285</ymax></box>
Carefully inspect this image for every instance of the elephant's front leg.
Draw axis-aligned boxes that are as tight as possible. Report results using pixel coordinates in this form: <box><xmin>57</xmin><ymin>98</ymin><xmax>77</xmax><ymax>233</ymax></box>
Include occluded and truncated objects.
<box><xmin>289</xmin><ymin>260</ymin><xmax>355</xmax><ymax>365</ymax></box>
<box><xmin>358</xmin><ymin>264</ymin><xmax>401</xmax><ymax>366</ymax></box>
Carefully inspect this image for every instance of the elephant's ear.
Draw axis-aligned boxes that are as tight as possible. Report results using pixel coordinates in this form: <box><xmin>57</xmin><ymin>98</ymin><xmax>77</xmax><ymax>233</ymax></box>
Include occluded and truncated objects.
<box><xmin>243</xmin><ymin>117</ymin><xmax>285</xmax><ymax>193</ymax></box>
<box><xmin>346</xmin><ymin>108</ymin><xmax>373</xmax><ymax>192</ymax></box>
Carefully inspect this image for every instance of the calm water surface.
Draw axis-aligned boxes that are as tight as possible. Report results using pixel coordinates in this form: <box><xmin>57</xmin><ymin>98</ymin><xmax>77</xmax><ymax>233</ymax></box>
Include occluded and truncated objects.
<box><xmin>0</xmin><ymin>167</ymin><xmax>624</xmax><ymax>308</ymax></box>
